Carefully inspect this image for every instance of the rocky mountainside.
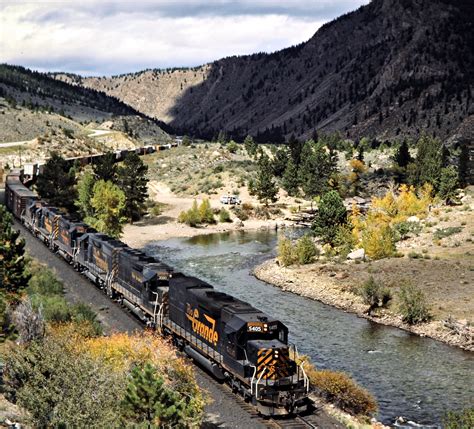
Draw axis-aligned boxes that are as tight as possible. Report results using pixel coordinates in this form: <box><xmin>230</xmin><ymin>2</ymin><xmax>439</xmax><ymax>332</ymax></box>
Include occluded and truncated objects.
<box><xmin>55</xmin><ymin>0</ymin><xmax>473</xmax><ymax>143</ymax></box>
<box><xmin>0</xmin><ymin>64</ymin><xmax>171</xmax><ymax>142</ymax></box>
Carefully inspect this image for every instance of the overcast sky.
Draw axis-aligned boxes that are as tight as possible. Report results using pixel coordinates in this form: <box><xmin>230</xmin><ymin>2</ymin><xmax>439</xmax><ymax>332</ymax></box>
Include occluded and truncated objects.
<box><xmin>1</xmin><ymin>0</ymin><xmax>369</xmax><ymax>76</ymax></box>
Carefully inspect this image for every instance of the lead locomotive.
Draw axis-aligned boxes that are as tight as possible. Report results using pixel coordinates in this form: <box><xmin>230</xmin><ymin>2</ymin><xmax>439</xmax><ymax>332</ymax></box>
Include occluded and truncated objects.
<box><xmin>5</xmin><ymin>169</ymin><xmax>311</xmax><ymax>416</ymax></box>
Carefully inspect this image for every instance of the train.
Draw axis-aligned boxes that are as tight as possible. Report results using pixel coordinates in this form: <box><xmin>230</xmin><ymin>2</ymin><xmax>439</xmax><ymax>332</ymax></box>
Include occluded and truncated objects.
<box><xmin>21</xmin><ymin>142</ymin><xmax>177</xmax><ymax>182</ymax></box>
<box><xmin>4</xmin><ymin>168</ymin><xmax>311</xmax><ymax>417</ymax></box>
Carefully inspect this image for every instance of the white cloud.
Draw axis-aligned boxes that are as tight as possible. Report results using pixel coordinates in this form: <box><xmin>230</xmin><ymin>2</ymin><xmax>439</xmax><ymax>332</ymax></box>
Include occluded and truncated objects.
<box><xmin>0</xmin><ymin>1</ymin><xmax>369</xmax><ymax>76</ymax></box>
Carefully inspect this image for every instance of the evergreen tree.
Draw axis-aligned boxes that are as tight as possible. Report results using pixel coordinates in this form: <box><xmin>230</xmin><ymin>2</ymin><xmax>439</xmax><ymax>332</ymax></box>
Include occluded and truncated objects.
<box><xmin>282</xmin><ymin>158</ymin><xmax>300</xmax><ymax>196</ymax></box>
<box><xmin>0</xmin><ymin>206</ymin><xmax>30</xmax><ymax>298</ymax></box>
<box><xmin>254</xmin><ymin>154</ymin><xmax>278</xmax><ymax>206</ymax></box>
<box><xmin>88</xmin><ymin>180</ymin><xmax>126</xmax><ymax>238</ymax></box>
<box><xmin>438</xmin><ymin>166</ymin><xmax>459</xmax><ymax>202</ymax></box>
<box><xmin>272</xmin><ymin>147</ymin><xmax>289</xmax><ymax>177</ymax></box>
<box><xmin>394</xmin><ymin>139</ymin><xmax>412</xmax><ymax>168</ymax></box>
<box><xmin>243</xmin><ymin>135</ymin><xmax>257</xmax><ymax>156</ymax></box>
<box><xmin>312</xmin><ymin>190</ymin><xmax>347</xmax><ymax>245</ymax></box>
<box><xmin>93</xmin><ymin>151</ymin><xmax>117</xmax><ymax>182</ymax></box>
<box><xmin>121</xmin><ymin>363</ymin><xmax>186</xmax><ymax>428</ymax></box>
<box><xmin>288</xmin><ymin>134</ymin><xmax>303</xmax><ymax>166</ymax></box>
<box><xmin>75</xmin><ymin>171</ymin><xmax>95</xmax><ymax>218</ymax></box>
<box><xmin>117</xmin><ymin>152</ymin><xmax>149</xmax><ymax>222</ymax></box>
<box><xmin>298</xmin><ymin>140</ymin><xmax>334</xmax><ymax>200</ymax></box>
<box><xmin>36</xmin><ymin>152</ymin><xmax>76</xmax><ymax>211</ymax></box>
<box><xmin>409</xmin><ymin>134</ymin><xmax>443</xmax><ymax>190</ymax></box>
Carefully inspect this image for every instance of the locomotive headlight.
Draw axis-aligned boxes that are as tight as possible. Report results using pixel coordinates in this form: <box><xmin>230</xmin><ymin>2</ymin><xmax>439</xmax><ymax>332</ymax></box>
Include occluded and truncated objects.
<box><xmin>263</xmin><ymin>323</ymin><xmax>268</xmax><ymax>331</ymax></box>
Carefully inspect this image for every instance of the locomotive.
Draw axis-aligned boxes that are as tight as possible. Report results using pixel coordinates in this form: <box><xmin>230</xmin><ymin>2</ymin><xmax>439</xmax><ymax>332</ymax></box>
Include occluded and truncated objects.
<box><xmin>4</xmin><ymin>169</ymin><xmax>311</xmax><ymax>416</ymax></box>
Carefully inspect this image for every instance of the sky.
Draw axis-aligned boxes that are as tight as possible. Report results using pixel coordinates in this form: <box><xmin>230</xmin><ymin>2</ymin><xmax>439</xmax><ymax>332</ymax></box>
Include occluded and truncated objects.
<box><xmin>1</xmin><ymin>0</ymin><xmax>369</xmax><ymax>76</ymax></box>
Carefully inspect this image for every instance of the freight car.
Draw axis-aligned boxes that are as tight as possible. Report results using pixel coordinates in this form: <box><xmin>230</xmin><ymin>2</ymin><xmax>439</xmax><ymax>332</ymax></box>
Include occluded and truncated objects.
<box><xmin>4</xmin><ymin>170</ymin><xmax>311</xmax><ymax>417</ymax></box>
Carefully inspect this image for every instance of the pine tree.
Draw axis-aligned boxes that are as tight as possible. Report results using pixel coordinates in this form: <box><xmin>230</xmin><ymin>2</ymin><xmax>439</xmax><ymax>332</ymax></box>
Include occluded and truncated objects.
<box><xmin>36</xmin><ymin>152</ymin><xmax>76</xmax><ymax>211</ymax></box>
<box><xmin>117</xmin><ymin>152</ymin><xmax>149</xmax><ymax>222</ymax></box>
<box><xmin>0</xmin><ymin>206</ymin><xmax>30</xmax><ymax>298</ymax></box>
<box><xmin>93</xmin><ymin>151</ymin><xmax>117</xmax><ymax>183</ymax></box>
<box><xmin>438</xmin><ymin>166</ymin><xmax>459</xmax><ymax>202</ymax></box>
<box><xmin>121</xmin><ymin>363</ymin><xmax>186</xmax><ymax>428</ymax></box>
<box><xmin>394</xmin><ymin>139</ymin><xmax>412</xmax><ymax>168</ymax></box>
<box><xmin>272</xmin><ymin>147</ymin><xmax>289</xmax><ymax>177</ymax></box>
<box><xmin>88</xmin><ymin>180</ymin><xmax>126</xmax><ymax>238</ymax></box>
<box><xmin>288</xmin><ymin>134</ymin><xmax>304</xmax><ymax>166</ymax></box>
<box><xmin>312</xmin><ymin>190</ymin><xmax>347</xmax><ymax>245</ymax></box>
<box><xmin>298</xmin><ymin>140</ymin><xmax>334</xmax><ymax>200</ymax></box>
<box><xmin>243</xmin><ymin>135</ymin><xmax>257</xmax><ymax>156</ymax></box>
<box><xmin>254</xmin><ymin>154</ymin><xmax>278</xmax><ymax>206</ymax></box>
<box><xmin>75</xmin><ymin>171</ymin><xmax>95</xmax><ymax>218</ymax></box>
<box><xmin>282</xmin><ymin>158</ymin><xmax>300</xmax><ymax>196</ymax></box>
<box><xmin>409</xmin><ymin>134</ymin><xmax>443</xmax><ymax>190</ymax></box>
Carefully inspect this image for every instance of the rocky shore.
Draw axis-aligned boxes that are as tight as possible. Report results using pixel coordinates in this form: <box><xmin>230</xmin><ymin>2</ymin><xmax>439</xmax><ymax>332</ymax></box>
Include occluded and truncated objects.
<box><xmin>254</xmin><ymin>259</ymin><xmax>474</xmax><ymax>352</ymax></box>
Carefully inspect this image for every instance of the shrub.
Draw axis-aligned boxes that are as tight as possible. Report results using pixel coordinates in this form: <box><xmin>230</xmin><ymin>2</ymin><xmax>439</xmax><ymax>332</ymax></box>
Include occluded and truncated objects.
<box><xmin>433</xmin><ymin>226</ymin><xmax>463</xmax><ymax>240</ymax></box>
<box><xmin>398</xmin><ymin>283</ymin><xmax>431</xmax><ymax>324</ymax></box>
<box><xmin>232</xmin><ymin>207</ymin><xmax>249</xmax><ymax>221</ymax></box>
<box><xmin>334</xmin><ymin>224</ymin><xmax>356</xmax><ymax>257</ymax></box>
<box><xmin>443</xmin><ymin>408</ymin><xmax>474</xmax><ymax>429</ymax></box>
<box><xmin>362</xmin><ymin>222</ymin><xmax>395</xmax><ymax>260</ymax></box>
<box><xmin>227</xmin><ymin>140</ymin><xmax>238</xmax><ymax>153</ymax></box>
<box><xmin>310</xmin><ymin>369</ymin><xmax>377</xmax><ymax>416</ymax></box>
<box><xmin>198</xmin><ymin>199</ymin><xmax>215</xmax><ymax>224</ymax></box>
<box><xmin>358</xmin><ymin>277</ymin><xmax>391</xmax><ymax>314</ymax></box>
<box><xmin>219</xmin><ymin>208</ymin><xmax>231</xmax><ymax>223</ymax></box>
<box><xmin>278</xmin><ymin>237</ymin><xmax>296</xmax><ymax>267</ymax></box>
<box><xmin>295</xmin><ymin>234</ymin><xmax>318</xmax><ymax>264</ymax></box>
<box><xmin>393</xmin><ymin>221</ymin><xmax>422</xmax><ymax>241</ymax></box>
<box><xmin>178</xmin><ymin>200</ymin><xmax>201</xmax><ymax>227</ymax></box>
<box><xmin>408</xmin><ymin>251</ymin><xmax>423</xmax><ymax>259</ymax></box>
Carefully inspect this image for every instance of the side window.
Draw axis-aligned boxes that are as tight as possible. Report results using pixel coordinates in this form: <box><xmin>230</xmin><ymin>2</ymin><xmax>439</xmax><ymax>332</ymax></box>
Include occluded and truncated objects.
<box><xmin>279</xmin><ymin>330</ymin><xmax>285</xmax><ymax>342</ymax></box>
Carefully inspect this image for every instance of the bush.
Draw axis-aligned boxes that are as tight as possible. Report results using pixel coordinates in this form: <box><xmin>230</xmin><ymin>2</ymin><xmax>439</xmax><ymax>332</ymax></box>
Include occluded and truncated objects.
<box><xmin>433</xmin><ymin>226</ymin><xmax>463</xmax><ymax>240</ymax></box>
<box><xmin>295</xmin><ymin>234</ymin><xmax>319</xmax><ymax>264</ymax></box>
<box><xmin>443</xmin><ymin>408</ymin><xmax>474</xmax><ymax>429</ymax></box>
<box><xmin>232</xmin><ymin>207</ymin><xmax>249</xmax><ymax>221</ymax></box>
<box><xmin>198</xmin><ymin>199</ymin><xmax>215</xmax><ymax>224</ymax></box>
<box><xmin>334</xmin><ymin>224</ymin><xmax>356</xmax><ymax>257</ymax></box>
<box><xmin>358</xmin><ymin>277</ymin><xmax>391</xmax><ymax>314</ymax></box>
<box><xmin>393</xmin><ymin>221</ymin><xmax>422</xmax><ymax>241</ymax></box>
<box><xmin>178</xmin><ymin>200</ymin><xmax>201</xmax><ymax>227</ymax></box>
<box><xmin>310</xmin><ymin>369</ymin><xmax>377</xmax><ymax>416</ymax></box>
<box><xmin>278</xmin><ymin>237</ymin><xmax>296</xmax><ymax>267</ymax></box>
<box><xmin>398</xmin><ymin>283</ymin><xmax>431</xmax><ymax>325</ymax></box>
<box><xmin>219</xmin><ymin>208</ymin><xmax>231</xmax><ymax>223</ymax></box>
<box><xmin>362</xmin><ymin>223</ymin><xmax>395</xmax><ymax>260</ymax></box>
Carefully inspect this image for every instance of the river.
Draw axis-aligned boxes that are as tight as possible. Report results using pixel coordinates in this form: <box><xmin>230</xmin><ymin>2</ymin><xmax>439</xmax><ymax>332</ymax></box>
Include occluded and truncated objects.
<box><xmin>145</xmin><ymin>230</ymin><xmax>474</xmax><ymax>426</ymax></box>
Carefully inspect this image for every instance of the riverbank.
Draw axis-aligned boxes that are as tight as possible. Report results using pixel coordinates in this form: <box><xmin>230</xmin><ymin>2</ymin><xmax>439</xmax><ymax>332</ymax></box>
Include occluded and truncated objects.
<box><xmin>254</xmin><ymin>258</ymin><xmax>474</xmax><ymax>352</ymax></box>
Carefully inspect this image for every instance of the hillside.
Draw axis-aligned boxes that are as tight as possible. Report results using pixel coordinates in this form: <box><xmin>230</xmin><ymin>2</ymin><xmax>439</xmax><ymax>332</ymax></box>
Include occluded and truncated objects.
<box><xmin>0</xmin><ymin>64</ymin><xmax>171</xmax><ymax>144</ymax></box>
<box><xmin>53</xmin><ymin>0</ymin><xmax>474</xmax><ymax>143</ymax></box>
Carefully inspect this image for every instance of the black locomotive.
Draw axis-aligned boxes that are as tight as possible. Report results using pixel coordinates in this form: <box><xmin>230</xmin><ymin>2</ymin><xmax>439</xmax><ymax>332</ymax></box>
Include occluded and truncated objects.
<box><xmin>4</xmin><ymin>169</ymin><xmax>311</xmax><ymax>416</ymax></box>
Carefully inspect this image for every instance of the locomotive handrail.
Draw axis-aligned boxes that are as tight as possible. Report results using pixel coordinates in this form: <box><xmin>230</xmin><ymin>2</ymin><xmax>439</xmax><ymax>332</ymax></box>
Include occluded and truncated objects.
<box><xmin>300</xmin><ymin>361</ymin><xmax>310</xmax><ymax>393</ymax></box>
<box><xmin>255</xmin><ymin>367</ymin><xmax>267</xmax><ymax>399</ymax></box>
<box><xmin>250</xmin><ymin>364</ymin><xmax>257</xmax><ymax>395</ymax></box>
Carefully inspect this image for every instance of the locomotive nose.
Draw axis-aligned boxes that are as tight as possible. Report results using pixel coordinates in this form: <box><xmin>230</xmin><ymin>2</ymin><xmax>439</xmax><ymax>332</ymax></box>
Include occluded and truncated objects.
<box><xmin>248</xmin><ymin>340</ymin><xmax>293</xmax><ymax>380</ymax></box>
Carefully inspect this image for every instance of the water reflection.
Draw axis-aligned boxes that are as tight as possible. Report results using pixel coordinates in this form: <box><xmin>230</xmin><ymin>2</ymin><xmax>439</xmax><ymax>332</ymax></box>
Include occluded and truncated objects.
<box><xmin>145</xmin><ymin>230</ymin><xmax>474</xmax><ymax>425</ymax></box>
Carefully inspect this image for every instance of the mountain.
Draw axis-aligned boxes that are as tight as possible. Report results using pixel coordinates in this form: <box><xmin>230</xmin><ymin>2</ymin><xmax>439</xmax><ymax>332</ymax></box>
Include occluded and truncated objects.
<box><xmin>0</xmin><ymin>64</ymin><xmax>172</xmax><ymax>143</ymax></box>
<box><xmin>55</xmin><ymin>0</ymin><xmax>473</xmax><ymax>143</ymax></box>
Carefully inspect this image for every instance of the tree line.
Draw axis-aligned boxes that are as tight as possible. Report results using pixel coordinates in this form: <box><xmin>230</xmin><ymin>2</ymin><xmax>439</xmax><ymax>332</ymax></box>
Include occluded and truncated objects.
<box><xmin>36</xmin><ymin>151</ymin><xmax>149</xmax><ymax>237</ymax></box>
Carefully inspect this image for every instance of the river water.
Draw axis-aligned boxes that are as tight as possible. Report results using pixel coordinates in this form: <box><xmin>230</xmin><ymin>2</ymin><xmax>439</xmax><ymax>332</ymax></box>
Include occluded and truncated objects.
<box><xmin>145</xmin><ymin>230</ymin><xmax>473</xmax><ymax>426</ymax></box>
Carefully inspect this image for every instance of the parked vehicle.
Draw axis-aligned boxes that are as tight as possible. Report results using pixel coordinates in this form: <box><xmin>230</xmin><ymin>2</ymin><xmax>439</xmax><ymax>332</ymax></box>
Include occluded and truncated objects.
<box><xmin>220</xmin><ymin>195</ymin><xmax>241</xmax><ymax>205</ymax></box>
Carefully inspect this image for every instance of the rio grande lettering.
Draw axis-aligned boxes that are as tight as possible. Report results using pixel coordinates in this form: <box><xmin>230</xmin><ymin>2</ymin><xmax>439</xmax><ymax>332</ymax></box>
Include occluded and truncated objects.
<box><xmin>186</xmin><ymin>305</ymin><xmax>219</xmax><ymax>346</ymax></box>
